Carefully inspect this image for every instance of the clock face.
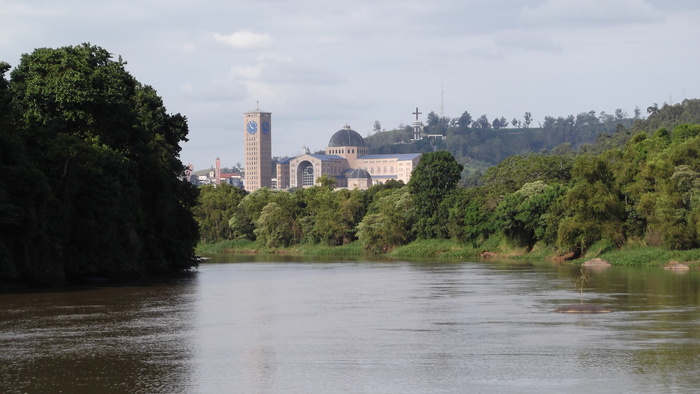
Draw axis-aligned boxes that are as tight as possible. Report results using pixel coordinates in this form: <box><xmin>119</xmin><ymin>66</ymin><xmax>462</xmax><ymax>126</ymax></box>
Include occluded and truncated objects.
<box><xmin>261</xmin><ymin>120</ymin><xmax>271</xmax><ymax>134</ymax></box>
<box><xmin>246</xmin><ymin>120</ymin><xmax>258</xmax><ymax>134</ymax></box>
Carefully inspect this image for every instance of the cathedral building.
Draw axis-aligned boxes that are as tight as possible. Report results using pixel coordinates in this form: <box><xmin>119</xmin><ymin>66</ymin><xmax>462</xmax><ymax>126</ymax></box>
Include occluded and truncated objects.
<box><xmin>243</xmin><ymin>106</ymin><xmax>422</xmax><ymax>191</ymax></box>
<box><xmin>276</xmin><ymin>124</ymin><xmax>421</xmax><ymax>190</ymax></box>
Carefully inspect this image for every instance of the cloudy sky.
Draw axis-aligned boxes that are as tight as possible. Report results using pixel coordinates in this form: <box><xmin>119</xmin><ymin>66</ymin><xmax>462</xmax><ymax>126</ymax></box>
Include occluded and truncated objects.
<box><xmin>2</xmin><ymin>0</ymin><xmax>699</xmax><ymax>170</ymax></box>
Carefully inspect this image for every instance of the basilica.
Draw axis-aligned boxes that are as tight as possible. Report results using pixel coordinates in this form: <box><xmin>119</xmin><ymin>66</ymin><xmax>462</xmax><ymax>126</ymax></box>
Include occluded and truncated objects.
<box><xmin>275</xmin><ymin>124</ymin><xmax>421</xmax><ymax>190</ymax></box>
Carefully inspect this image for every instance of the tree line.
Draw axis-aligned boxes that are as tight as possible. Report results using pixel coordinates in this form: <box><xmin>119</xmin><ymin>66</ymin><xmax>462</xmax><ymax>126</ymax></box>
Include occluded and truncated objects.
<box><xmin>367</xmin><ymin>106</ymin><xmax>643</xmax><ymax>181</ymax></box>
<box><xmin>197</xmin><ymin>100</ymin><xmax>700</xmax><ymax>258</ymax></box>
<box><xmin>0</xmin><ymin>44</ymin><xmax>199</xmax><ymax>285</ymax></box>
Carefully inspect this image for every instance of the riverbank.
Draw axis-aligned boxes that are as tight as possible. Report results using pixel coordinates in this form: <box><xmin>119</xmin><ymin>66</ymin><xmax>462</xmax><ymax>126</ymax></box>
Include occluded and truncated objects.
<box><xmin>196</xmin><ymin>238</ymin><xmax>700</xmax><ymax>267</ymax></box>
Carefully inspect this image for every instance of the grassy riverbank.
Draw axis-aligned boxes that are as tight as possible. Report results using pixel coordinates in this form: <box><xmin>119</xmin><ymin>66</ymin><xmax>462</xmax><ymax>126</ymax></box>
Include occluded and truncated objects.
<box><xmin>196</xmin><ymin>238</ymin><xmax>700</xmax><ymax>267</ymax></box>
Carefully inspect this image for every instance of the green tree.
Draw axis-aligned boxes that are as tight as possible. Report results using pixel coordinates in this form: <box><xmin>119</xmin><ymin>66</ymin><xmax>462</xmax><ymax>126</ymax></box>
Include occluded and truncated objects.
<box><xmin>254</xmin><ymin>193</ymin><xmax>301</xmax><ymax>248</ymax></box>
<box><xmin>556</xmin><ymin>155</ymin><xmax>625</xmax><ymax>255</ymax></box>
<box><xmin>194</xmin><ymin>184</ymin><xmax>247</xmax><ymax>243</ymax></box>
<box><xmin>312</xmin><ymin>189</ymin><xmax>366</xmax><ymax>246</ymax></box>
<box><xmin>357</xmin><ymin>188</ymin><xmax>416</xmax><ymax>253</ymax></box>
<box><xmin>473</xmin><ymin>114</ymin><xmax>491</xmax><ymax>129</ymax></box>
<box><xmin>316</xmin><ymin>174</ymin><xmax>336</xmax><ymax>190</ymax></box>
<box><xmin>458</xmin><ymin>111</ymin><xmax>473</xmax><ymax>129</ymax></box>
<box><xmin>408</xmin><ymin>151</ymin><xmax>463</xmax><ymax>238</ymax></box>
<box><xmin>5</xmin><ymin>44</ymin><xmax>199</xmax><ymax>283</ymax></box>
<box><xmin>494</xmin><ymin>181</ymin><xmax>566</xmax><ymax>248</ymax></box>
<box><xmin>229</xmin><ymin>188</ymin><xmax>273</xmax><ymax>240</ymax></box>
<box><xmin>523</xmin><ymin>112</ymin><xmax>532</xmax><ymax>129</ymax></box>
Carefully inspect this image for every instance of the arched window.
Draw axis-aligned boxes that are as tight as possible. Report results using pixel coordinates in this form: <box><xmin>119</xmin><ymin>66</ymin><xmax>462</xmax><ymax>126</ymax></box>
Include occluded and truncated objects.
<box><xmin>301</xmin><ymin>163</ymin><xmax>315</xmax><ymax>186</ymax></box>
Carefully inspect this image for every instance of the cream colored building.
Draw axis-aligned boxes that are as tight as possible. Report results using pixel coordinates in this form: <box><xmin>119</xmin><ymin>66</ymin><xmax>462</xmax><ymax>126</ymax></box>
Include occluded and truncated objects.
<box><xmin>276</xmin><ymin>125</ymin><xmax>421</xmax><ymax>190</ymax></box>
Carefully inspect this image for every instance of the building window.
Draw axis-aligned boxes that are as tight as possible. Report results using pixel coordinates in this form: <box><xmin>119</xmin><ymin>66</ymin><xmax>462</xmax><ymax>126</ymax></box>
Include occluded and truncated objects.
<box><xmin>302</xmin><ymin>163</ymin><xmax>314</xmax><ymax>186</ymax></box>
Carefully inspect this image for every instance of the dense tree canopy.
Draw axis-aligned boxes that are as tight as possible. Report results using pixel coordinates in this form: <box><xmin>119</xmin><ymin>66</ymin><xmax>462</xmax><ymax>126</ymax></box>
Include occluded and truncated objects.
<box><xmin>408</xmin><ymin>151</ymin><xmax>463</xmax><ymax>238</ymax></box>
<box><xmin>0</xmin><ymin>44</ymin><xmax>198</xmax><ymax>285</ymax></box>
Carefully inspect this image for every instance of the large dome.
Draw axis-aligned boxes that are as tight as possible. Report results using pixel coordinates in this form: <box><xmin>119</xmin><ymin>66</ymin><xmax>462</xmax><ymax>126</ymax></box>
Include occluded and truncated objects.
<box><xmin>346</xmin><ymin>168</ymin><xmax>372</xmax><ymax>179</ymax></box>
<box><xmin>328</xmin><ymin>125</ymin><xmax>365</xmax><ymax>147</ymax></box>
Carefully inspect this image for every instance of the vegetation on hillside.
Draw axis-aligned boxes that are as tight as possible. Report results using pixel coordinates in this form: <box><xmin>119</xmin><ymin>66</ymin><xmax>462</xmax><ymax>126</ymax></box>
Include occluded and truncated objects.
<box><xmin>0</xmin><ymin>44</ymin><xmax>199</xmax><ymax>285</ymax></box>
<box><xmin>365</xmin><ymin>102</ymin><xmax>700</xmax><ymax>185</ymax></box>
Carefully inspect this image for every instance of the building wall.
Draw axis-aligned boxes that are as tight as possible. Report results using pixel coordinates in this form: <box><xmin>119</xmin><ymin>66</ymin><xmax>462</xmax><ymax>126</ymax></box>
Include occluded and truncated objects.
<box><xmin>276</xmin><ymin>161</ymin><xmax>290</xmax><ymax>190</ymax></box>
<box><xmin>356</xmin><ymin>156</ymin><xmax>419</xmax><ymax>184</ymax></box>
<box><xmin>325</xmin><ymin>145</ymin><xmax>369</xmax><ymax>169</ymax></box>
<box><xmin>288</xmin><ymin>154</ymin><xmax>350</xmax><ymax>188</ymax></box>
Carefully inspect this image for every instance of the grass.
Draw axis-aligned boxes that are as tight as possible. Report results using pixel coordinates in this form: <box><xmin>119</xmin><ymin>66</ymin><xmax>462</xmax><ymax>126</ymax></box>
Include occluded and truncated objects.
<box><xmin>195</xmin><ymin>239</ymin><xmax>260</xmax><ymax>255</ymax></box>
<box><xmin>196</xmin><ymin>237</ymin><xmax>700</xmax><ymax>267</ymax></box>
<box><xmin>596</xmin><ymin>245</ymin><xmax>700</xmax><ymax>267</ymax></box>
<box><xmin>299</xmin><ymin>241</ymin><xmax>365</xmax><ymax>257</ymax></box>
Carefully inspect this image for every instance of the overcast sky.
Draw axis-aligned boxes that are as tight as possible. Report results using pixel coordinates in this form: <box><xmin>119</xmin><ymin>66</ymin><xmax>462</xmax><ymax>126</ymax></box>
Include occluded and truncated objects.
<box><xmin>2</xmin><ymin>0</ymin><xmax>699</xmax><ymax>170</ymax></box>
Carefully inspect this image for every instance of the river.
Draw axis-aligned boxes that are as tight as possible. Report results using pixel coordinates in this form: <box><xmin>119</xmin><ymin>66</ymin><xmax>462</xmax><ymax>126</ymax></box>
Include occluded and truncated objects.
<box><xmin>2</xmin><ymin>256</ymin><xmax>700</xmax><ymax>393</ymax></box>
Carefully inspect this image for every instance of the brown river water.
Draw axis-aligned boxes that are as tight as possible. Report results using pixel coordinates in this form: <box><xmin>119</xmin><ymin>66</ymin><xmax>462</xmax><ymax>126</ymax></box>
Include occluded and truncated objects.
<box><xmin>2</xmin><ymin>256</ymin><xmax>700</xmax><ymax>393</ymax></box>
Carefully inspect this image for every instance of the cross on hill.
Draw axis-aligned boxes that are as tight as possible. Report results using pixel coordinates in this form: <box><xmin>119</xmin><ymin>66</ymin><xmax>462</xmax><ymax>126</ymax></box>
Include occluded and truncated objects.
<box><xmin>413</xmin><ymin>107</ymin><xmax>422</xmax><ymax>121</ymax></box>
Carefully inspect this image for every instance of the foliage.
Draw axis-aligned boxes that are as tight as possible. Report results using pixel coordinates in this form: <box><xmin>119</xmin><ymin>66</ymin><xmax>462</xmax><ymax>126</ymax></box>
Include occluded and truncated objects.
<box><xmin>357</xmin><ymin>188</ymin><xmax>416</xmax><ymax>253</ymax></box>
<box><xmin>481</xmin><ymin>154</ymin><xmax>573</xmax><ymax>196</ymax></box>
<box><xmin>1</xmin><ymin>44</ymin><xmax>198</xmax><ymax>284</ymax></box>
<box><xmin>193</xmin><ymin>184</ymin><xmax>247</xmax><ymax>243</ymax></box>
<box><xmin>407</xmin><ymin>151</ymin><xmax>463</xmax><ymax>238</ymax></box>
<box><xmin>556</xmin><ymin>155</ymin><xmax>625</xmax><ymax>255</ymax></box>
<box><xmin>494</xmin><ymin>181</ymin><xmax>567</xmax><ymax>249</ymax></box>
<box><xmin>254</xmin><ymin>201</ymin><xmax>298</xmax><ymax>248</ymax></box>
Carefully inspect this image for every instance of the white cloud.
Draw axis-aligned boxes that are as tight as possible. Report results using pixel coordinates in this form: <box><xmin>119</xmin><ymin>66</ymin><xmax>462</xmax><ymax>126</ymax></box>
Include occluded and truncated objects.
<box><xmin>211</xmin><ymin>31</ymin><xmax>274</xmax><ymax>50</ymax></box>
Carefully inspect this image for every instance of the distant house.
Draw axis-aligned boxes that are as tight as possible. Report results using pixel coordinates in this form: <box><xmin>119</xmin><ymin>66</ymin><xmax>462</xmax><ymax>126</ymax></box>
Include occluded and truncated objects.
<box><xmin>187</xmin><ymin>168</ymin><xmax>244</xmax><ymax>188</ymax></box>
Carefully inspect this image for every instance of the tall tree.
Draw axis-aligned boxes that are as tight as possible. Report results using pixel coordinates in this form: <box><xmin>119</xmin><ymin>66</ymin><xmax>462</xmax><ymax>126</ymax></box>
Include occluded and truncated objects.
<box><xmin>194</xmin><ymin>184</ymin><xmax>248</xmax><ymax>243</ymax></box>
<box><xmin>357</xmin><ymin>188</ymin><xmax>416</xmax><ymax>253</ymax></box>
<box><xmin>408</xmin><ymin>151</ymin><xmax>463</xmax><ymax>238</ymax></box>
<box><xmin>458</xmin><ymin>111</ymin><xmax>473</xmax><ymax>129</ymax></box>
<box><xmin>4</xmin><ymin>44</ymin><xmax>199</xmax><ymax>283</ymax></box>
<box><xmin>473</xmin><ymin>114</ymin><xmax>491</xmax><ymax>129</ymax></box>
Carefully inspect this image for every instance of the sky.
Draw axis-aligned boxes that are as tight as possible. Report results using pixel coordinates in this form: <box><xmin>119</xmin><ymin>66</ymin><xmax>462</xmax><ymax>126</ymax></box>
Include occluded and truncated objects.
<box><xmin>1</xmin><ymin>0</ymin><xmax>699</xmax><ymax>170</ymax></box>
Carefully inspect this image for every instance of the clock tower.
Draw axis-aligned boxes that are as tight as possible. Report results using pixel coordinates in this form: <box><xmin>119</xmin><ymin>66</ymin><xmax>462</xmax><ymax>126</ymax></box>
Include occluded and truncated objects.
<box><xmin>243</xmin><ymin>104</ymin><xmax>272</xmax><ymax>192</ymax></box>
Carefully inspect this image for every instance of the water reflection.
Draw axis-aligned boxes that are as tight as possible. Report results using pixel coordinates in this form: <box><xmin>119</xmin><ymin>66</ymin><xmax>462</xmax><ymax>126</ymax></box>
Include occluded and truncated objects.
<box><xmin>3</xmin><ymin>259</ymin><xmax>700</xmax><ymax>393</ymax></box>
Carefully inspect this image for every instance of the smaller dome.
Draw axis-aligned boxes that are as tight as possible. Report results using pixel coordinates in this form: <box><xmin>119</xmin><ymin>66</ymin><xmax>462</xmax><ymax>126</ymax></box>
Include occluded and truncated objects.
<box><xmin>328</xmin><ymin>124</ymin><xmax>365</xmax><ymax>147</ymax></box>
<box><xmin>347</xmin><ymin>168</ymin><xmax>372</xmax><ymax>179</ymax></box>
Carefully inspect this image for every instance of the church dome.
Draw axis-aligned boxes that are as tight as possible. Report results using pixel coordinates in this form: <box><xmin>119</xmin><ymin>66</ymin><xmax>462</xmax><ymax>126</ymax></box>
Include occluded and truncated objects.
<box><xmin>347</xmin><ymin>168</ymin><xmax>372</xmax><ymax>179</ymax></box>
<box><xmin>328</xmin><ymin>124</ymin><xmax>365</xmax><ymax>147</ymax></box>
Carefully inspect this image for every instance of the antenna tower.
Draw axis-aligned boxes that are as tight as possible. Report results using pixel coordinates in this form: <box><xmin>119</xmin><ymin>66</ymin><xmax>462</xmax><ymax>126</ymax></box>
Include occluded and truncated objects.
<box><xmin>440</xmin><ymin>84</ymin><xmax>444</xmax><ymax>117</ymax></box>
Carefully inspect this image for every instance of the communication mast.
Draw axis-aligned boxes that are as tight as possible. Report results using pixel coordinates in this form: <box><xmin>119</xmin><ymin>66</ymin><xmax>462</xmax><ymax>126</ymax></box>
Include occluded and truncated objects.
<box><xmin>440</xmin><ymin>83</ymin><xmax>444</xmax><ymax>118</ymax></box>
